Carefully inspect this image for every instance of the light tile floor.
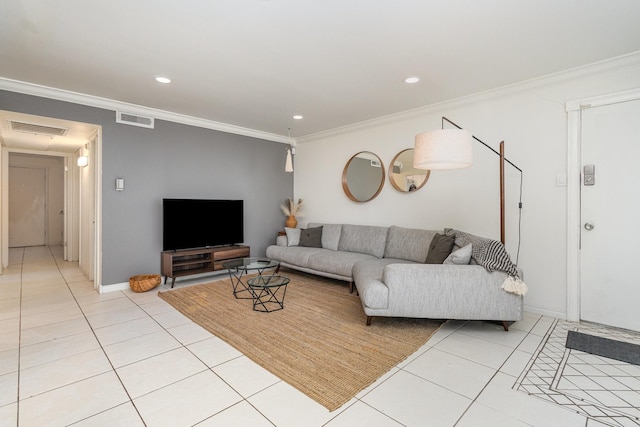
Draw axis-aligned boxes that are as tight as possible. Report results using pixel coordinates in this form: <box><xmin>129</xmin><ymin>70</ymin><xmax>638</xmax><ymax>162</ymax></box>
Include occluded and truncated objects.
<box><xmin>0</xmin><ymin>246</ymin><xmax>637</xmax><ymax>426</ymax></box>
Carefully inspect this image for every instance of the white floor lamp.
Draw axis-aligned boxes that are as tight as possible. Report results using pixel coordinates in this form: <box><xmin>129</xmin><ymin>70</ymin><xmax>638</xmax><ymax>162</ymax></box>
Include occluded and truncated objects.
<box><xmin>414</xmin><ymin>117</ymin><xmax>523</xmax><ymax>246</ymax></box>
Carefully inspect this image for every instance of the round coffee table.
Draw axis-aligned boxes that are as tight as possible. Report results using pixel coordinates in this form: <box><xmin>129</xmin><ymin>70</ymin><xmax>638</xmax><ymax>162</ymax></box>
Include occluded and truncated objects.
<box><xmin>223</xmin><ymin>257</ymin><xmax>280</xmax><ymax>299</ymax></box>
<box><xmin>247</xmin><ymin>275</ymin><xmax>289</xmax><ymax>312</ymax></box>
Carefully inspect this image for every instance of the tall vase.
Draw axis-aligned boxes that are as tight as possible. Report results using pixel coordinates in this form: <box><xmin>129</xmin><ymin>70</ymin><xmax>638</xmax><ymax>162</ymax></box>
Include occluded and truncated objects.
<box><xmin>285</xmin><ymin>215</ymin><xmax>297</xmax><ymax>228</ymax></box>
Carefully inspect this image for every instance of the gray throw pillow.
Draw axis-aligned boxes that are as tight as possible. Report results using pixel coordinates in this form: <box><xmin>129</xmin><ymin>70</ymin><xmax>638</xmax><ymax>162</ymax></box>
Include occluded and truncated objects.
<box><xmin>309</xmin><ymin>223</ymin><xmax>342</xmax><ymax>250</ymax></box>
<box><xmin>425</xmin><ymin>233</ymin><xmax>455</xmax><ymax>264</ymax></box>
<box><xmin>299</xmin><ymin>226</ymin><xmax>323</xmax><ymax>248</ymax></box>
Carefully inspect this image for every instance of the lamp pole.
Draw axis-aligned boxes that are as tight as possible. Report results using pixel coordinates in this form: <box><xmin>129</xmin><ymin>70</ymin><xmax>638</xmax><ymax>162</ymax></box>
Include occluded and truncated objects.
<box><xmin>441</xmin><ymin>117</ymin><xmax>520</xmax><ymax>245</ymax></box>
<box><xmin>499</xmin><ymin>141</ymin><xmax>505</xmax><ymax>244</ymax></box>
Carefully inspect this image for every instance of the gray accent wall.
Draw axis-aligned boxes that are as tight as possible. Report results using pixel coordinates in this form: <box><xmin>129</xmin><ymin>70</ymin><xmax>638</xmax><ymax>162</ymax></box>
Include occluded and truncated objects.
<box><xmin>0</xmin><ymin>90</ymin><xmax>293</xmax><ymax>286</ymax></box>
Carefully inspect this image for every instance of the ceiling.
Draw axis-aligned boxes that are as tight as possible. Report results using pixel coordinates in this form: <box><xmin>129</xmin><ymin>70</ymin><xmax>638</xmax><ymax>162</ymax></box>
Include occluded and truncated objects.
<box><xmin>1</xmin><ymin>0</ymin><xmax>640</xmax><ymax>146</ymax></box>
<box><xmin>0</xmin><ymin>110</ymin><xmax>98</xmax><ymax>153</ymax></box>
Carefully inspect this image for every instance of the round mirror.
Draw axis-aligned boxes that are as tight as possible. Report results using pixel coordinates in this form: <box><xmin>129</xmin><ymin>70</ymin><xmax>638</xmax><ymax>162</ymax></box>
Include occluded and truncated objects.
<box><xmin>342</xmin><ymin>151</ymin><xmax>385</xmax><ymax>202</ymax></box>
<box><xmin>389</xmin><ymin>148</ymin><xmax>430</xmax><ymax>192</ymax></box>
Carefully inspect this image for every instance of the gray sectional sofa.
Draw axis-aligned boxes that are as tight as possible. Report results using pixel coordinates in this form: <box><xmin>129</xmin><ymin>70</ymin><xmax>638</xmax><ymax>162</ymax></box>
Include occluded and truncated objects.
<box><xmin>265</xmin><ymin>223</ymin><xmax>523</xmax><ymax>329</ymax></box>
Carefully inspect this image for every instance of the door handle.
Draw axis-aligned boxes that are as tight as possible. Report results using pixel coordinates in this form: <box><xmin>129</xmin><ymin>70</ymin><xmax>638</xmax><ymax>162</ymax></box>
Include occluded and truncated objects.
<box><xmin>584</xmin><ymin>223</ymin><xmax>595</xmax><ymax>230</ymax></box>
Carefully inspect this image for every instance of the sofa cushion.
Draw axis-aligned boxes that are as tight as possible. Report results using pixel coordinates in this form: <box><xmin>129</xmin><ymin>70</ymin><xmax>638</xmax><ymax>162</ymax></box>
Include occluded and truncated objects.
<box><xmin>284</xmin><ymin>227</ymin><xmax>300</xmax><ymax>246</ymax></box>
<box><xmin>384</xmin><ymin>226</ymin><xmax>436</xmax><ymax>263</ymax></box>
<box><xmin>307</xmin><ymin>250</ymin><xmax>377</xmax><ymax>277</ymax></box>
<box><xmin>425</xmin><ymin>233</ymin><xmax>455</xmax><ymax>264</ymax></box>
<box><xmin>338</xmin><ymin>224</ymin><xmax>388</xmax><ymax>258</ymax></box>
<box><xmin>309</xmin><ymin>223</ymin><xmax>342</xmax><ymax>250</ymax></box>
<box><xmin>299</xmin><ymin>226</ymin><xmax>323</xmax><ymax>248</ymax></box>
<box><xmin>265</xmin><ymin>245</ymin><xmax>325</xmax><ymax>267</ymax></box>
<box><xmin>444</xmin><ymin>243</ymin><xmax>472</xmax><ymax>265</ymax></box>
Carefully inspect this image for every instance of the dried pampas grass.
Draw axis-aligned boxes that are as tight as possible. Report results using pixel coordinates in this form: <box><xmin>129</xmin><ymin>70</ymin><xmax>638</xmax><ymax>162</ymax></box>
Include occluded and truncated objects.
<box><xmin>280</xmin><ymin>198</ymin><xmax>303</xmax><ymax>216</ymax></box>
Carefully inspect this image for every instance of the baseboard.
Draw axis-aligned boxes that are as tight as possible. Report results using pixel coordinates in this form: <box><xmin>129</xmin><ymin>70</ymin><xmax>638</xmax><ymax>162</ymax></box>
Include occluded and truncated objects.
<box><xmin>523</xmin><ymin>304</ymin><xmax>566</xmax><ymax>320</ymax></box>
<box><xmin>100</xmin><ymin>270</ymin><xmax>231</xmax><ymax>294</ymax></box>
<box><xmin>100</xmin><ymin>281</ymin><xmax>130</xmax><ymax>293</ymax></box>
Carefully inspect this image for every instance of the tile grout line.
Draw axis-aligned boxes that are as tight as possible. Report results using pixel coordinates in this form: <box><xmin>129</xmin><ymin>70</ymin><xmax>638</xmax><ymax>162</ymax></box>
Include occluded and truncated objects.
<box><xmin>133</xmin><ymin>282</ymin><xmax>282</xmax><ymax>425</ymax></box>
<box><xmin>16</xmin><ymin>247</ymin><xmax>25</xmax><ymax>427</ymax></box>
<box><xmin>452</xmin><ymin>316</ymin><xmax>553</xmax><ymax>426</ymax></box>
<box><xmin>45</xmin><ymin>245</ymin><xmax>149</xmax><ymax>426</ymax></box>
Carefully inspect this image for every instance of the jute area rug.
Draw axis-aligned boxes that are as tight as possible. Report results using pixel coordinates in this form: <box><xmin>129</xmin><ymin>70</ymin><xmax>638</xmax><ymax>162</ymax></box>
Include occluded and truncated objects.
<box><xmin>158</xmin><ymin>269</ymin><xmax>443</xmax><ymax>411</ymax></box>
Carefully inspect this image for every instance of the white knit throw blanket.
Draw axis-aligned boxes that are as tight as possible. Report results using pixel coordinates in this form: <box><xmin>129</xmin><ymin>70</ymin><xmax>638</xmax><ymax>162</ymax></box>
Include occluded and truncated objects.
<box><xmin>501</xmin><ymin>276</ymin><xmax>528</xmax><ymax>296</ymax></box>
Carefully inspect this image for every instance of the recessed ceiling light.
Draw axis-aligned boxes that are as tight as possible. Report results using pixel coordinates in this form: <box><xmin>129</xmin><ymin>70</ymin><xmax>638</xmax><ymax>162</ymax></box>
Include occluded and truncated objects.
<box><xmin>404</xmin><ymin>76</ymin><xmax>420</xmax><ymax>84</ymax></box>
<box><xmin>155</xmin><ymin>76</ymin><xmax>171</xmax><ymax>84</ymax></box>
<box><xmin>293</xmin><ymin>115</ymin><xmax>303</xmax><ymax>120</ymax></box>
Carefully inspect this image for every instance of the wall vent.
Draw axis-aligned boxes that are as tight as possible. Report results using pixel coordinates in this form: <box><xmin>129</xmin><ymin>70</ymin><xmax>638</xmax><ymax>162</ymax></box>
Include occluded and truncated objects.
<box><xmin>370</xmin><ymin>159</ymin><xmax>381</xmax><ymax>168</ymax></box>
<box><xmin>116</xmin><ymin>111</ymin><xmax>155</xmax><ymax>129</ymax></box>
<box><xmin>10</xmin><ymin>121</ymin><xmax>69</xmax><ymax>136</ymax></box>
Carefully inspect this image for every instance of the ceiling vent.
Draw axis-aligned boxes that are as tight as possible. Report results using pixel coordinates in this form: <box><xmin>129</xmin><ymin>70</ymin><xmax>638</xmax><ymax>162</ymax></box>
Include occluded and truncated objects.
<box><xmin>116</xmin><ymin>111</ymin><xmax>155</xmax><ymax>129</ymax></box>
<box><xmin>10</xmin><ymin>121</ymin><xmax>69</xmax><ymax>136</ymax></box>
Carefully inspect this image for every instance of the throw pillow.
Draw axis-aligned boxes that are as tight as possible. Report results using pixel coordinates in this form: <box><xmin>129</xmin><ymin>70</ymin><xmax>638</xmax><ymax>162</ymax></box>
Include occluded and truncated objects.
<box><xmin>444</xmin><ymin>243</ymin><xmax>472</xmax><ymax>265</ymax></box>
<box><xmin>284</xmin><ymin>227</ymin><xmax>301</xmax><ymax>246</ymax></box>
<box><xmin>299</xmin><ymin>226</ymin><xmax>323</xmax><ymax>248</ymax></box>
<box><xmin>309</xmin><ymin>223</ymin><xmax>342</xmax><ymax>250</ymax></box>
<box><xmin>425</xmin><ymin>233</ymin><xmax>455</xmax><ymax>264</ymax></box>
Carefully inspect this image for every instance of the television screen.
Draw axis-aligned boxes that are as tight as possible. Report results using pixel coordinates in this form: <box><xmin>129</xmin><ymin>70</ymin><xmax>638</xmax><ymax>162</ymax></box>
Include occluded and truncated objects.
<box><xmin>162</xmin><ymin>199</ymin><xmax>244</xmax><ymax>251</ymax></box>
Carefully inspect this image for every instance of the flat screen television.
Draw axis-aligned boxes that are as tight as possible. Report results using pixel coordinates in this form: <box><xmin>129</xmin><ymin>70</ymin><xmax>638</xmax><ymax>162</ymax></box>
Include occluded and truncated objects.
<box><xmin>162</xmin><ymin>199</ymin><xmax>244</xmax><ymax>251</ymax></box>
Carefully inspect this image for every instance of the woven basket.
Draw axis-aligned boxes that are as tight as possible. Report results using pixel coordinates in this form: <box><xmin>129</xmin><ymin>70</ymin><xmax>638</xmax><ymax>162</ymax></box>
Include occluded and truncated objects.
<box><xmin>129</xmin><ymin>274</ymin><xmax>161</xmax><ymax>293</ymax></box>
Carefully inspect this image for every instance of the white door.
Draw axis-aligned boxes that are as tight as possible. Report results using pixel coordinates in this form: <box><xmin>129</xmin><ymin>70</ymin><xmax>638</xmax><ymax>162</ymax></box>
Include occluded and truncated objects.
<box><xmin>580</xmin><ymin>98</ymin><xmax>640</xmax><ymax>331</ymax></box>
<box><xmin>9</xmin><ymin>166</ymin><xmax>46</xmax><ymax>247</ymax></box>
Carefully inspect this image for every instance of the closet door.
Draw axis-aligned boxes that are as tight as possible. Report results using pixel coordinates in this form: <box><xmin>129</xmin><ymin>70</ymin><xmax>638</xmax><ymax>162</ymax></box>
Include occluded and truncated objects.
<box><xmin>9</xmin><ymin>166</ymin><xmax>46</xmax><ymax>247</ymax></box>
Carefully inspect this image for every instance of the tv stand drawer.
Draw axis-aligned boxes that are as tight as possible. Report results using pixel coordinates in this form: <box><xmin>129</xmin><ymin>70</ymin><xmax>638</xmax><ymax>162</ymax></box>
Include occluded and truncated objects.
<box><xmin>214</xmin><ymin>246</ymin><xmax>250</xmax><ymax>261</ymax></box>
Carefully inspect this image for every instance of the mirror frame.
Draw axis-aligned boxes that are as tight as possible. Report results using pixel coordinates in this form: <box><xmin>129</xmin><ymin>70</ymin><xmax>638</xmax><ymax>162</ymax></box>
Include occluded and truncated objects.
<box><xmin>342</xmin><ymin>151</ymin><xmax>386</xmax><ymax>202</ymax></box>
<box><xmin>388</xmin><ymin>148</ymin><xmax>431</xmax><ymax>193</ymax></box>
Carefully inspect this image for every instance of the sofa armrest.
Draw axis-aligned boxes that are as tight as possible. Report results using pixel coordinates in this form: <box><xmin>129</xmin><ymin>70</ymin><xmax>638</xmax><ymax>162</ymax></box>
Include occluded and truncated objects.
<box><xmin>276</xmin><ymin>235</ymin><xmax>288</xmax><ymax>246</ymax></box>
<box><xmin>381</xmin><ymin>263</ymin><xmax>522</xmax><ymax>320</ymax></box>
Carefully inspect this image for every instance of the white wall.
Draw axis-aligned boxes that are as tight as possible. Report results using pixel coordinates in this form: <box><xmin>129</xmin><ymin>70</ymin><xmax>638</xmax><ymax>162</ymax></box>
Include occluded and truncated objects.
<box><xmin>294</xmin><ymin>52</ymin><xmax>640</xmax><ymax>319</ymax></box>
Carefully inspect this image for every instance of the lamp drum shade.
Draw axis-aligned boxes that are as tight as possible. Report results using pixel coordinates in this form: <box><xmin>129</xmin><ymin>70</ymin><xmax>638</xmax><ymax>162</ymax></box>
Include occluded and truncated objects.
<box><xmin>414</xmin><ymin>129</ymin><xmax>473</xmax><ymax>170</ymax></box>
<box><xmin>285</xmin><ymin>147</ymin><xmax>293</xmax><ymax>172</ymax></box>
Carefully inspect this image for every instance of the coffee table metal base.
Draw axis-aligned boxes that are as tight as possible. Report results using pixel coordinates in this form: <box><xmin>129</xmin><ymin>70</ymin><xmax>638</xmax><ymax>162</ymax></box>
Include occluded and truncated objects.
<box><xmin>247</xmin><ymin>275</ymin><xmax>289</xmax><ymax>312</ymax></box>
<box><xmin>223</xmin><ymin>258</ymin><xmax>280</xmax><ymax>300</ymax></box>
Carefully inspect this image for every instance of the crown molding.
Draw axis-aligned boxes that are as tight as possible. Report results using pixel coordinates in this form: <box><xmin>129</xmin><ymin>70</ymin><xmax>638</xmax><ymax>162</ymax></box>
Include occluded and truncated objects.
<box><xmin>3</xmin><ymin>49</ymin><xmax>639</xmax><ymax>146</ymax></box>
<box><xmin>565</xmin><ymin>87</ymin><xmax>640</xmax><ymax>112</ymax></box>
<box><xmin>0</xmin><ymin>78</ymin><xmax>293</xmax><ymax>144</ymax></box>
<box><xmin>297</xmin><ymin>50</ymin><xmax>640</xmax><ymax>143</ymax></box>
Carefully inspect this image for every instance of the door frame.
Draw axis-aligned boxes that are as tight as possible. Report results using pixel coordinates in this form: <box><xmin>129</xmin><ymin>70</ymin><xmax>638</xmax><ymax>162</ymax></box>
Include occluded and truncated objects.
<box><xmin>565</xmin><ymin>88</ymin><xmax>640</xmax><ymax>321</ymax></box>
<box><xmin>0</xmin><ymin>127</ymin><xmax>102</xmax><ymax>291</ymax></box>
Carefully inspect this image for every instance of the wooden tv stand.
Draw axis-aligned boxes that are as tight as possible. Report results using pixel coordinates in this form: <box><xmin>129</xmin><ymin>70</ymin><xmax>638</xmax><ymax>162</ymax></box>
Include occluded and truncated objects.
<box><xmin>161</xmin><ymin>245</ymin><xmax>250</xmax><ymax>288</ymax></box>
